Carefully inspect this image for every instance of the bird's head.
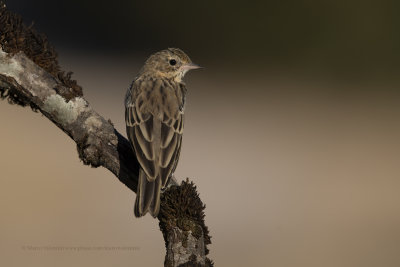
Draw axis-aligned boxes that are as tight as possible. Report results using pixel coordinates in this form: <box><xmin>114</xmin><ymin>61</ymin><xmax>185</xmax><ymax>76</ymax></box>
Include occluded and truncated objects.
<box><xmin>141</xmin><ymin>48</ymin><xmax>201</xmax><ymax>82</ymax></box>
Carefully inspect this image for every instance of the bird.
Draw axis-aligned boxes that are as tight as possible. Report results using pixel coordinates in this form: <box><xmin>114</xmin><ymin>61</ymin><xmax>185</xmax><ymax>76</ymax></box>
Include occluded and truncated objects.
<box><xmin>125</xmin><ymin>48</ymin><xmax>201</xmax><ymax>217</ymax></box>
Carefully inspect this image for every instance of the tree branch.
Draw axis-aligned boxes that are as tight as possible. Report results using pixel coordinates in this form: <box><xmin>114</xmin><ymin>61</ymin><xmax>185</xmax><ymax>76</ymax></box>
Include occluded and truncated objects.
<box><xmin>0</xmin><ymin>3</ymin><xmax>212</xmax><ymax>266</ymax></box>
<box><xmin>0</xmin><ymin>48</ymin><xmax>141</xmax><ymax>192</ymax></box>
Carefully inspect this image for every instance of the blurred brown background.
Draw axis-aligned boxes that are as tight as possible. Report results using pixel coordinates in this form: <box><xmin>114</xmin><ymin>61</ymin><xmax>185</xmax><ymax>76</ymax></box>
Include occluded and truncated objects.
<box><xmin>1</xmin><ymin>0</ymin><xmax>400</xmax><ymax>266</ymax></box>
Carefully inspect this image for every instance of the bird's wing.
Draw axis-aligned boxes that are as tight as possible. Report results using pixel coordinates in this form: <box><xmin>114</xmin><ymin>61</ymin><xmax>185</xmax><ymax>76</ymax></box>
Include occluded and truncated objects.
<box><xmin>125</xmin><ymin>79</ymin><xmax>184</xmax><ymax>187</ymax></box>
<box><xmin>159</xmin><ymin>111</ymin><xmax>183</xmax><ymax>186</ymax></box>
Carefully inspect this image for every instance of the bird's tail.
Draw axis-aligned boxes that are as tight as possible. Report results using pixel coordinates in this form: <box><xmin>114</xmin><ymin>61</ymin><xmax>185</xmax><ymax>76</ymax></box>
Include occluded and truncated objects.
<box><xmin>134</xmin><ymin>169</ymin><xmax>162</xmax><ymax>218</ymax></box>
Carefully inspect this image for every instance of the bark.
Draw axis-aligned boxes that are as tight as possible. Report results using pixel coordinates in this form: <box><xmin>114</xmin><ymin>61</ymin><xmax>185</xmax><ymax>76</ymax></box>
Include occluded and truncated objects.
<box><xmin>0</xmin><ymin>3</ymin><xmax>212</xmax><ymax>266</ymax></box>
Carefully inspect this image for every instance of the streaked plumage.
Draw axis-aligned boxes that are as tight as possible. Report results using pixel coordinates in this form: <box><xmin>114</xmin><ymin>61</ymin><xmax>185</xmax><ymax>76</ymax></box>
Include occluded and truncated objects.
<box><xmin>125</xmin><ymin>48</ymin><xmax>200</xmax><ymax>217</ymax></box>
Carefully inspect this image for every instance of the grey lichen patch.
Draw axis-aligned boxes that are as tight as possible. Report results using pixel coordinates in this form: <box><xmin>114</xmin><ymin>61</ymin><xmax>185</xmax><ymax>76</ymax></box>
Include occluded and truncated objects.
<box><xmin>0</xmin><ymin>50</ymin><xmax>51</xmax><ymax>98</ymax></box>
<box><xmin>84</xmin><ymin>116</ymin><xmax>103</xmax><ymax>133</ymax></box>
<box><xmin>43</xmin><ymin>95</ymin><xmax>88</xmax><ymax>125</ymax></box>
<box><xmin>108</xmin><ymin>137</ymin><xmax>118</xmax><ymax>146</ymax></box>
<box><xmin>0</xmin><ymin>49</ymin><xmax>24</xmax><ymax>85</ymax></box>
<box><xmin>168</xmin><ymin>228</ymin><xmax>205</xmax><ymax>266</ymax></box>
<box><xmin>84</xmin><ymin>116</ymin><xmax>118</xmax><ymax>147</ymax></box>
<box><xmin>25</xmin><ymin>72</ymin><xmax>51</xmax><ymax>95</ymax></box>
<box><xmin>1</xmin><ymin>49</ymin><xmax>58</xmax><ymax>99</ymax></box>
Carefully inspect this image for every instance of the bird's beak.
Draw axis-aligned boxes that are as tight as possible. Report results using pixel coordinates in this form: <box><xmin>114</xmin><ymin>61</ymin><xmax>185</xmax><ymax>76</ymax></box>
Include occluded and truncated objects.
<box><xmin>182</xmin><ymin>62</ymin><xmax>202</xmax><ymax>71</ymax></box>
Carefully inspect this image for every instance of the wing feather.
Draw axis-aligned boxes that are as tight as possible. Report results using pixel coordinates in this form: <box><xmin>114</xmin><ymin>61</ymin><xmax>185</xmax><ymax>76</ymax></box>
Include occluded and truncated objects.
<box><xmin>127</xmin><ymin>125</ymin><xmax>157</xmax><ymax>179</ymax></box>
<box><xmin>160</xmin><ymin>133</ymin><xmax>178</xmax><ymax>167</ymax></box>
<box><xmin>160</xmin><ymin>133</ymin><xmax>182</xmax><ymax>186</ymax></box>
<box><xmin>138</xmin><ymin>116</ymin><xmax>153</xmax><ymax>142</ymax></box>
<box><xmin>134</xmin><ymin>124</ymin><xmax>154</xmax><ymax>160</ymax></box>
<box><xmin>161</xmin><ymin>122</ymin><xmax>175</xmax><ymax>148</ymax></box>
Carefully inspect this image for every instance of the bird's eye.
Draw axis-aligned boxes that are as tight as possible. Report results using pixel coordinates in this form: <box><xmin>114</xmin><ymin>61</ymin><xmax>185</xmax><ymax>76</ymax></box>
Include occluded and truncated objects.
<box><xmin>169</xmin><ymin>59</ymin><xmax>177</xmax><ymax>66</ymax></box>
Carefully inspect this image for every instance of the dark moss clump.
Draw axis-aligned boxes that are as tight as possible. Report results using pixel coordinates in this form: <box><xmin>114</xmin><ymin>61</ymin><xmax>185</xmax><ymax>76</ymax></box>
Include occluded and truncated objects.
<box><xmin>159</xmin><ymin>178</ymin><xmax>212</xmax><ymax>256</ymax></box>
<box><xmin>0</xmin><ymin>2</ymin><xmax>82</xmax><ymax>101</ymax></box>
